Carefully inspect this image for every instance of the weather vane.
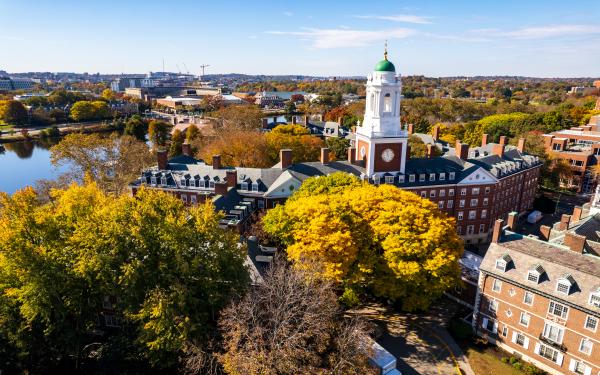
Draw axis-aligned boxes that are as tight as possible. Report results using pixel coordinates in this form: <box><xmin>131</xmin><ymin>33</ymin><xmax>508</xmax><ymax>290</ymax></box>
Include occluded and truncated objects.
<box><xmin>384</xmin><ymin>40</ymin><xmax>388</xmax><ymax>60</ymax></box>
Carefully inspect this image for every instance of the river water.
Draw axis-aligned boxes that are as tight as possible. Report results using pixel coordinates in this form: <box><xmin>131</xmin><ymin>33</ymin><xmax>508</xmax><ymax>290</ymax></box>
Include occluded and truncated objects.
<box><xmin>0</xmin><ymin>139</ymin><xmax>70</xmax><ymax>194</ymax></box>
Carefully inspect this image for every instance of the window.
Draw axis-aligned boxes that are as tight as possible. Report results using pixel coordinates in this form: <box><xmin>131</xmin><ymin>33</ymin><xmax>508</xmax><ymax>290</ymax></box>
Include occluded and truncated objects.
<box><xmin>523</xmin><ymin>291</ymin><xmax>534</xmax><ymax>305</ymax></box>
<box><xmin>258</xmin><ymin>200</ymin><xmax>265</xmax><ymax>209</ymax></box>
<box><xmin>538</xmin><ymin>344</ymin><xmax>559</xmax><ymax>362</ymax></box>
<box><xmin>430</xmin><ymin>190</ymin><xmax>436</xmax><ymax>198</ymax></box>
<box><xmin>519</xmin><ymin>312</ymin><xmax>530</xmax><ymax>327</ymax></box>
<box><xmin>492</xmin><ymin>279</ymin><xmax>502</xmax><ymax>292</ymax></box>
<box><xmin>485</xmin><ymin>186</ymin><xmax>491</xmax><ymax>194</ymax></box>
<box><xmin>579</xmin><ymin>338</ymin><xmax>593</xmax><ymax>355</ymax></box>
<box><xmin>420</xmin><ymin>191</ymin><xmax>426</xmax><ymax>198</ymax></box>
<box><xmin>150</xmin><ymin>177</ymin><xmax>157</xmax><ymax>185</ymax></box>
<box><xmin>409</xmin><ymin>174</ymin><xmax>415</xmax><ymax>182</ymax></box>
<box><xmin>241</xmin><ymin>182</ymin><xmax>248</xmax><ymax>190</ymax></box>
<box><xmin>161</xmin><ymin>177</ymin><xmax>167</xmax><ymax>185</ymax></box>
<box><xmin>458</xmin><ymin>211</ymin><xmax>464</xmax><ymax>221</ymax></box>
<box><xmin>385</xmin><ymin>176</ymin><xmax>394</xmax><ymax>184</ymax></box>
<box><xmin>383</xmin><ymin>93</ymin><xmax>392</xmax><ymax>112</ymax></box>
<box><xmin>439</xmin><ymin>173</ymin><xmax>446</xmax><ymax>181</ymax></box>
<box><xmin>481</xmin><ymin>209</ymin><xmax>487</xmax><ymax>219</ymax></box>
<box><xmin>515</xmin><ymin>332</ymin><xmax>526</xmax><ymax>347</ymax></box>
<box><xmin>479</xmin><ymin>224</ymin><xmax>485</xmax><ymax>233</ymax></box>
<box><xmin>470</xmin><ymin>199</ymin><xmax>478</xmax><ymax>207</ymax></box>
<box><xmin>467</xmin><ymin>225</ymin><xmax>474</xmax><ymax>234</ymax></box>
<box><xmin>469</xmin><ymin>210</ymin><xmax>477</xmax><ymax>220</ymax></box>
<box><xmin>190</xmin><ymin>195</ymin><xmax>197</xmax><ymax>205</ymax></box>
<box><xmin>548</xmin><ymin>301</ymin><xmax>569</xmax><ymax>319</ymax></box>
<box><xmin>449</xmin><ymin>172</ymin><xmax>455</xmax><ymax>180</ymax></box>
<box><xmin>461</xmin><ymin>188</ymin><xmax>467</xmax><ymax>196</ymax></box>
<box><xmin>430</xmin><ymin>173</ymin><xmax>436</xmax><ymax>181</ymax></box>
<box><xmin>438</xmin><ymin>201</ymin><xmax>444</xmax><ymax>209</ymax></box>
<box><xmin>489</xmin><ymin>300</ymin><xmax>498</xmax><ymax>312</ymax></box>
<box><xmin>482</xmin><ymin>317</ymin><xmax>497</xmax><ymax>333</ymax></box>
<box><xmin>448</xmin><ymin>200</ymin><xmax>454</xmax><ymax>208</ymax></box>
<box><xmin>459</xmin><ymin>200</ymin><xmax>465</xmax><ymax>207</ymax></box>
<box><xmin>502</xmin><ymin>326</ymin><xmax>508</xmax><ymax>337</ymax></box>
<box><xmin>419</xmin><ymin>174</ymin><xmax>425</xmax><ymax>182</ymax></box>
<box><xmin>472</xmin><ymin>187</ymin><xmax>480</xmax><ymax>195</ymax></box>
<box><xmin>374</xmin><ymin>176</ymin><xmax>380</xmax><ymax>185</ymax></box>
<box><xmin>449</xmin><ymin>189</ymin><xmax>455</xmax><ymax>197</ymax></box>
<box><xmin>570</xmin><ymin>360</ymin><xmax>587</xmax><ymax>375</ymax></box>
<box><xmin>527</xmin><ymin>271</ymin><xmax>540</xmax><ymax>284</ymax></box>
<box><xmin>181</xmin><ymin>178</ymin><xmax>187</xmax><ymax>187</ymax></box>
<box><xmin>181</xmin><ymin>194</ymin><xmax>188</xmax><ymax>203</ymax></box>
<box><xmin>589</xmin><ymin>292</ymin><xmax>600</xmax><ymax>307</ymax></box>
<box><xmin>584</xmin><ymin>315</ymin><xmax>598</xmax><ymax>332</ymax></box>
<box><xmin>542</xmin><ymin>323</ymin><xmax>564</xmax><ymax>344</ymax></box>
<box><xmin>209</xmin><ymin>181</ymin><xmax>215</xmax><ymax>188</ymax></box>
<box><xmin>440</xmin><ymin>190</ymin><xmax>446</xmax><ymax>197</ymax></box>
<box><xmin>457</xmin><ymin>226</ymin><xmax>462</xmax><ymax>235</ymax></box>
<box><xmin>252</xmin><ymin>183</ymin><xmax>259</xmax><ymax>192</ymax></box>
<box><xmin>399</xmin><ymin>175</ymin><xmax>405</xmax><ymax>183</ymax></box>
<box><xmin>556</xmin><ymin>279</ymin><xmax>572</xmax><ymax>295</ymax></box>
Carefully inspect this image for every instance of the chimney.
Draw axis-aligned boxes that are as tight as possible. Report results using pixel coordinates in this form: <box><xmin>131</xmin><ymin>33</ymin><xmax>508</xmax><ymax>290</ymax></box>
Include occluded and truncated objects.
<box><xmin>540</xmin><ymin>225</ymin><xmax>552</xmax><ymax>241</ymax></box>
<box><xmin>280</xmin><ymin>149</ymin><xmax>292</xmax><ymax>169</ymax></box>
<box><xmin>304</xmin><ymin>115</ymin><xmax>309</xmax><ymax>125</ymax></box>
<box><xmin>320</xmin><ymin>147</ymin><xmax>330</xmax><ymax>164</ymax></box>
<box><xmin>492</xmin><ymin>144</ymin><xmax>505</xmax><ymax>157</ymax></box>
<box><xmin>559</xmin><ymin>214</ymin><xmax>571</xmax><ymax>231</ymax></box>
<box><xmin>432</xmin><ymin>125</ymin><xmax>440</xmax><ymax>141</ymax></box>
<box><xmin>455</xmin><ymin>141</ymin><xmax>469</xmax><ymax>160</ymax></box>
<box><xmin>482</xmin><ymin>133</ymin><xmax>489</xmax><ymax>147</ymax></box>
<box><xmin>517</xmin><ymin>138</ymin><xmax>526</xmax><ymax>153</ymax></box>
<box><xmin>564</xmin><ymin>232</ymin><xmax>586</xmax><ymax>253</ymax></box>
<box><xmin>157</xmin><ymin>149</ymin><xmax>168</xmax><ymax>170</ymax></box>
<box><xmin>292</xmin><ymin>116</ymin><xmax>297</xmax><ymax>125</ymax></box>
<box><xmin>214</xmin><ymin>182</ymin><xmax>228</xmax><ymax>196</ymax></box>
<box><xmin>347</xmin><ymin>147</ymin><xmax>356</xmax><ymax>164</ymax></box>
<box><xmin>492</xmin><ymin>219</ymin><xmax>504</xmax><ymax>244</ymax></box>
<box><xmin>406</xmin><ymin>145</ymin><xmax>411</xmax><ymax>160</ymax></box>
<box><xmin>226</xmin><ymin>170</ymin><xmax>237</xmax><ymax>188</ymax></box>
<box><xmin>212</xmin><ymin>155</ymin><xmax>222</xmax><ymax>170</ymax></box>
<box><xmin>426</xmin><ymin>144</ymin><xmax>435</xmax><ymax>158</ymax></box>
<box><xmin>572</xmin><ymin>206</ymin><xmax>583</xmax><ymax>222</ymax></box>
<box><xmin>262</xmin><ymin>118</ymin><xmax>269</xmax><ymax>129</ymax></box>
<box><xmin>407</xmin><ymin>123</ymin><xmax>414</xmax><ymax>135</ymax></box>
<box><xmin>543</xmin><ymin>134</ymin><xmax>554</xmax><ymax>148</ymax></box>
<box><xmin>182</xmin><ymin>141</ymin><xmax>192</xmax><ymax>156</ymax></box>
<box><xmin>499</xmin><ymin>136</ymin><xmax>508</xmax><ymax>146</ymax></box>
<box><xmin>507</xmin><ymin>212</ymin><xmax>518</xmax><ymax>231</ymax></box>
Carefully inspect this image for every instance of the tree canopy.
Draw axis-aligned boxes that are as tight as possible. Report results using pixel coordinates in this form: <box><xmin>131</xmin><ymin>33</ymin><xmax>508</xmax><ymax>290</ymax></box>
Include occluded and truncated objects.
<box><xmin>263</xmin><ymin>173</ymin><xmax>463</xmax><ymax>311</ymax></box>
<box><xmin>0</xmin><ymin>100</ymin><xmax>28</xmax><ymax>125</ymax></box>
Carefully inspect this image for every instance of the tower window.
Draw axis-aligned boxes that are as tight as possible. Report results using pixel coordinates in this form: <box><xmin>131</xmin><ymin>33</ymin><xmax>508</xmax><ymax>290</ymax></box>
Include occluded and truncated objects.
<box><xmin>384</xmin><ymin>93</ymin><xmax>392</xmax><ymax>113</ymax></box>
<box><xmin>370</xmin><ymin>93</ymin><xmax>375</xmax><ymax>111</ymax></box>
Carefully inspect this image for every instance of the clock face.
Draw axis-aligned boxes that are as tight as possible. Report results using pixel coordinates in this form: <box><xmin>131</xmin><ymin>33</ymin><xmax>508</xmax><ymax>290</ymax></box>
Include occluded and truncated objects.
<box><xmin>381</xmin><ymin>148</ymin><xmax>395</xmax><ymax>162</ymax></box>
<box><xmin>360</xmin><ymin>146</ymin><xmax>366</xmax><ymax>157</ymax></box>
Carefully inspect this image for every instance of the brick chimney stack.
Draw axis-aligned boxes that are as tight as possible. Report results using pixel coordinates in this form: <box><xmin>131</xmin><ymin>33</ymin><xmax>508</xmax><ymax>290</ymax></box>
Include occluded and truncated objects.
<box><xmin>572</xmin><ymin>206</ymin><xmax>583</xmax><ymax>222</ymax></box>
<box><xmin>517</xmin><ymin>138</ymin><xmax>526</xmax><ymax>153</ymax></box>
<box><xmin>564</xmin><ymin>232</ymin><xmax>586</xmax><ymax>253</ymax></box>
<box><xmin>426</xmin><ymin>144</ymin><xmax>435</xmax><ymax>158</ymax></box>
<box><xmin>214</xmin><ymin>182</ymin><xmax>228</xmax><ymax>196</ymax></box>
<box><xmin>482</xmin><ymin>134</ymin><xmax>489</xmax><ymax>147</ymax></box>
<box><xmin>455</xmin><ymin>141</ymin><xmax>469</xmax><ymax>160</ymax></box>
<box><xmin>492</xmin><ymin>219</ymin><xmax>504</xmax><ymax>244</ymax></box>
<box><xmin>499</xmin><ymin>136</ymin><xmax>508</xmax><ymax>146</ymax></box>
<box><xmin>157</xmin><ymin>149</ymin><xmax>168</xmax><ymax>170</ymax></box>
<box><xmin>507</xmin><ymin>212</ymin><xmax>518</xmax><ymax>231</ymax></box>
<box><xmin>320</xmin><ymin>147</ymin><xmax>330</xmax><ymax>164</ymax></box>
<box><xmin>280</xmin><ymin>149</ymin><xmax>292</xmax><ymax>169</ymax></box>
<box><xmin>492</xmin><ymin>144</ymin><xmax>505</xmax><ymax>157</ymax></box>
<box><xmin>348</xmin><ymin>147</ymin><xmax>356</xmax><ymax>164</ymax></box>
<box><xmin>182</xmin><ymin>141</ymin><xmax>192</xmax><ymax>156</ymax></box>
<box><xmin>432</xmin><ymin>125</ymin><xmax>440</xmax><ymax>141</ymax></box>
<box><xmin>226</xmin><ymin>170</ymin><xmax>237</xmax><ymax>188</ymax></box>
<box><xmin>407</xmin><ymin>123</ymin><xmax>414</xmax><ymax>135</ymax></box>
<box><xmin>212</xmin><ymin>155</ymin><xmax>222</xmax><ymax>170</ymax></box>
<box><xmin>558</xmin><ymin>214</ymin><xmax>571</xmax><ymax>231</ymax></box>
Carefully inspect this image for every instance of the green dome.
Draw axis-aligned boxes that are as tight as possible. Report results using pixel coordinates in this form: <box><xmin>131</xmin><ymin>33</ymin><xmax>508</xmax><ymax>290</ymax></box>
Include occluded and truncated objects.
<box><xmin>374</xmin><ymin>58</ymin><xmax>395</xmax><ymax>72</ymax></box>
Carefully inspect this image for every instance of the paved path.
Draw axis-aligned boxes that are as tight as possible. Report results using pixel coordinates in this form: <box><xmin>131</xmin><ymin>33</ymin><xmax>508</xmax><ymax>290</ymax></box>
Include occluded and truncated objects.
<box><xmin>351</xmin><ymin>298</ymin><xmax>475</xmax><ymax>375</ymax></box>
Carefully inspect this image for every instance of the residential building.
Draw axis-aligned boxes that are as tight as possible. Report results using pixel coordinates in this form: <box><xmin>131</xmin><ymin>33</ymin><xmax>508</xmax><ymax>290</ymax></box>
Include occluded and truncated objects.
<box><xmin>473</xmin><ymin>200</ymin><xmax>600</xmax><ymax>375</ymax></box>
<box><xmin>543</xmin><ymin>115</ymin><xmax>600</xmax><ymax>193</ymax></box>
<box><xmin>130</xmin><ymin>50</ymin><xmax>541</xmax><ymax>243</ymax></box>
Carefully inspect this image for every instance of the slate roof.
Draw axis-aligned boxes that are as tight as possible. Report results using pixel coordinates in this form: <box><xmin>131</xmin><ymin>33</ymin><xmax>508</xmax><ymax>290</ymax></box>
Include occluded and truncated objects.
<box><xmin>481</xmin><ymin>233</ymin><xmax>600</xmax><ymax>314</ymax></box>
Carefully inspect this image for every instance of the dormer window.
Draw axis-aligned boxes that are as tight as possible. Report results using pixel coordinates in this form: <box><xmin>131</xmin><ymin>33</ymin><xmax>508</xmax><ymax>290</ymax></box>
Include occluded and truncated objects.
<box><xmin>590</xmin><ymin>291</ymin><xmax>600</xmax><ymax>307</ymax></box>
<box><xmin>252</xmin><ymin>182</ymin><xmax>259</xmax><ymax>192</ymax></box>
<box><xmin>181</xmin><ymin>178</ymin><xmax>187</xmax><ymax>187</ymax></box>
<box><xmin>429</xmin><ymin>173</ymin><xmax>436</xmax><ymax>181</ymax></box>
<box><xmin>556</xmin><ymin>281</ymin><xmax>571</xmax><ymax>295</ymax></box>
<box><xmin>241</xmin><ymin>182</ymin><xmax>248</xmax><ymax>190</ymax></box>
<box><xmin>150</xmin><ymin>177</ymin><xmax>157</xmax><ymax>185</ymax></box>
<box><xmin>419</xmin><ymin>174</ymin><xmax>425</xmax><ymax>182</ymax></box>
<box><xmin>527</xmin><ymin>264</ymin><xmax>544</xmax><ymax>284</ymax></box>
<box><xmin>449</xmin><ymin>172</ymin><xmax>455</xmax><ymax>180</ymax></box>
<box><xmin>439</xmin><ymin>173</ymin><xmax>446</xmax><ymax>181</ymax></box>
<box><xmin>409</xmin><ymin>174</ymin><xmax>415</xmax><ymax>182</ymax></box>
<box><xmin>399</xmin><ymin>175</ymin><xmax>405</xmax><ymax>183</ymax></box>
<box><xmin>385</xmin><ymin>176</ymin><xmax>394</xmax><ymax>184</ymax></box>
<box><xmin>373</xmin><ymin>175</ymin><xmax>380</xmax><ymax>185</ymax></box>
<box><xmin>161</xmin><ymin>177</ymin><xmax>167</xmax><ymax>186</ymax></box>
<box><xmin>209</xmin><ymin>181</ymin><xmax>215</xmax><ymax>188</ymax></box>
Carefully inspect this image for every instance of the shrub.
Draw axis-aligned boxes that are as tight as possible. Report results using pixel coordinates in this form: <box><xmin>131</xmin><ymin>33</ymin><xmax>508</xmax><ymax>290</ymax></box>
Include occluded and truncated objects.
<box><xmin>501</xmin><ymin>357</ymin><xmax>509</xmax><ymax>364</ymax></box>
<box><xmin>339</xmin><ymin>286</ymin><xmax>361</xmax><ymax>308</ymax></box>
<box><xmin>509</xmin><ymin>356</ymin><xmax>518</xmax><ymax>364</ymax></box>
<box><xmin>513</xmin><ymin>362</ymin><xmax>523</xmax><ymax>371</ymax></box>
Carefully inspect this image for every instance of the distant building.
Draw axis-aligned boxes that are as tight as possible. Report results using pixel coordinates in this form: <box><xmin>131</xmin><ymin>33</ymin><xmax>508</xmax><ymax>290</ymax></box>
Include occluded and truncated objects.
<box><xmin>0</xmin><ymin>76</ymin><xmax>35</xmax><ymax>91</ymax></box>
<box><xmin>543</xmin><ymin>115</ymin><xmax>600</xmax><ymax>193</ymax></box>
<box><xmin>473</xmin><ymin>198</ymin><xmax>600</xmax><ymax>375</ymax></box>
<box><xmin>568</xmin><ymin>86</ymin><xmax>599</xmax><ymax>96</ymax></box>
<box><xmin>110</xmin><ymin>76</ymin><xmax>156</xmax><ymax>92</ymax></box>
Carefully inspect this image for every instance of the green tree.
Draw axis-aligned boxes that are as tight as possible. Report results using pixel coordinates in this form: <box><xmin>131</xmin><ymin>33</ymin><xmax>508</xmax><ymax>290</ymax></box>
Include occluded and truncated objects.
<box><xmin>148</xmin><ymin>120</ymin><xmax>171</xmax><ymax>147</ymax></box>
<box><xmin>326</xmin><ymin>137</ymin><xmax>351</xmax><ymax>160</ymax></box>
<box><xmin>0</xmin><ymin>100</ymin><xmax>28</xmax><ymax>126</ymax></box>
<box><xmin>169</xmin><ymin>129</ymin><xmax>185</xmax><ymax>157</ymax></box>
<box><xmin>263</xmin><ymin>173</ymin><xmax>463</xmax><ymax>311</ymax></box>
<box><xmin>186</xmin><ymin>124</ymin><xmax>200</xmax><ymax>141</ymax></box>
<box><xmin>124</xmin><ymin>115</ymin><xmax>147</xmax><ymax>141</ymax></box>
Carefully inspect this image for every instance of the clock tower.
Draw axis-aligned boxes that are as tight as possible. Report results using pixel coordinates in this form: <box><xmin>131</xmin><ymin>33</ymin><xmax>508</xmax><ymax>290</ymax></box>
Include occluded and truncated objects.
<box><xmin>354</xmin><ymin>47</ymin><xmax>408</xmax><ymax>177</ymax></box>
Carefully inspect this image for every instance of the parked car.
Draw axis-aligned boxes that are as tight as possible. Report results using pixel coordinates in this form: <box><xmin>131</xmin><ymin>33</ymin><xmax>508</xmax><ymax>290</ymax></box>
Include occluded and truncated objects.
<box><xmin>527</xmin><ymin>210</ymin><xmax>543</xmax><ymax>224</ymax></box>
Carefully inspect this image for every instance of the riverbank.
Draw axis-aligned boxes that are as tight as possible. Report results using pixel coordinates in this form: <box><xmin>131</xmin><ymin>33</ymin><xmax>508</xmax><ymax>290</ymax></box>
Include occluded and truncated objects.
<box><xmin>0</xmin><ymin>121</ymin><xmax>119</xmax><ymax>143</ymax></box>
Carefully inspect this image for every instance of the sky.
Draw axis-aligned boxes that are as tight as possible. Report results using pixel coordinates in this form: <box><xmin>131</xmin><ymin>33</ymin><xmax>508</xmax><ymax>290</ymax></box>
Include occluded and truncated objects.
<box><xmin>1</xmin><ymin>0</ymin><xmax>599</xmax><ymax>77</ymax></box>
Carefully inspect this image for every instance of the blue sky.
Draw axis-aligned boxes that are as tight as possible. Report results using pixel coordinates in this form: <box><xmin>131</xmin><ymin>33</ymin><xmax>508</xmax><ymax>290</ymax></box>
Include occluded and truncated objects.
<box><xmin>1</xmin><ymin>0</ymin><xmax>599</xmax><ymax>77</ymax></box>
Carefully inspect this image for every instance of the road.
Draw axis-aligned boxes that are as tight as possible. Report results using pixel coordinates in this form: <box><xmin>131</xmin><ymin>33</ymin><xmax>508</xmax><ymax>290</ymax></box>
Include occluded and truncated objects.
<box><xmin>352</xmin><ymin>297</ymin><xmax>475</xmax><ymax>375</ymax></box>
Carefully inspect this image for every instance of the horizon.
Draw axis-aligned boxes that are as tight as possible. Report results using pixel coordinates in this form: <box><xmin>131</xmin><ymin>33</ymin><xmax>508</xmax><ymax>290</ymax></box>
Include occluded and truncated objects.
<box><xmin>1</xmin><ymin>0</ymin><xmax>600</xmax><ymax>77</ymax></box>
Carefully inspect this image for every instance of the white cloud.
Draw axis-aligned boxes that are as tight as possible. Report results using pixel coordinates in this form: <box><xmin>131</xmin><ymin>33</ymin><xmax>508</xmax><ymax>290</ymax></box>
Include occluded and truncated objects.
<box><xmin>266</xmin><ymin>27</ymin><xmax>416</xmax><ymax>49</ymax></box>
<box><xmin>354</xmin><ymin>14</ymin><xmax>432</xmax><ymax>24</ymax></box>
<box><xmin>473</xmin><ymin>24</ymin><xmax>600</xmax><ymax>39</ymax></box>
<box><xmin>283</xmin><ymin>11</ymin><xmax>293</xmax><ymax>17</ymax></box>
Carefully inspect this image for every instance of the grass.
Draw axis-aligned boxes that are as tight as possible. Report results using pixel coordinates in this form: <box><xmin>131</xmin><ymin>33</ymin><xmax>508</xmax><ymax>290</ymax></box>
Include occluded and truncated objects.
<box><xmin>465</xmin><ymin>346</ymin><xmax>522</xmax><ymax>375</ymax></box>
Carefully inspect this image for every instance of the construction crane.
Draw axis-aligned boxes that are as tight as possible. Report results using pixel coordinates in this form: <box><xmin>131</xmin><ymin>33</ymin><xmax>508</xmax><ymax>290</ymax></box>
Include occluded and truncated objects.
<box><xmin>182</xmin><ymin>62</ymin><xmax>190</xmax><ymax>75</ymax></box>
<box><xmin>199</xmin><ymin>64</ymin><xmax>210</xmax><ymax>80</ymax></box>
<box><xmin>176</xmin><ymin>64</ymin><xmax>181</xmax><ymax>74</ymax></box>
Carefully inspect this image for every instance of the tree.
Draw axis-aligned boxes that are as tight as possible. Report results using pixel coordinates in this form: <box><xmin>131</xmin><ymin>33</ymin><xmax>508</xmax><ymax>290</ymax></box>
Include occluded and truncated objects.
<box><xmin>218</xmin><ymin>259</ymin><xmax>374</xmax><ymax>375</ymax></box>
<box><xmin>0</xmin><ymin>100</ymin><xmax>28</xmax><ymax>125</ymax></box>
<box><xmin>211</xmin><ymin>105</ymin><xmax>263</xmax><ymax>130</ymax></box>
<box><xmin>124</xmin><ymin>115</ymin><xmax>147</xmax><ymax>141</ymax></box>
<box><xmin>265</xmin><ymin>125</ymin><xmax>324</xmax><ymax>164</ymax></box>
<box><xmin>263</xmin><ymin>174</ymin><xmax>463</xmax><ymax>311</ymax></box>
<box><xmin>326</xmin><ymin>137</ymin><xmax>351</xmax><ymax>160</ymax></box>
<box><xmin>186</xmin><ymin>124</ymin><xmax>200</xmax><ymax>141</ymax></box>
<box><xmin>198</xmin><ymin>129</ymin><xmax>272</xmax><ymax>168</ymax></box>
<box><xmin>50</xmin><ymin>133</ymin><xmax>155</xmax><ymax>195</ymax></box>
<box><xmin>101</xmin><ymin>88</ymin><xmax>116</xmax><ymax>102</ymax></box>
<box><xmin>169</xmin><ymin>129</ymin><xmax>185</xmax><ymax>157</ymax></box>
<box><xmin>408</xmin><ymin>135</ymin><xmax>428</xmax><ymax>158</ymax></box>
<box><xmin>0</xmin><ymin>183</ymin><xmax>249</xmax><ymax>371</ymax></box>
<box><xmin>148</xmin><ymin>120</ymin><xmax>171</xmax><ymax>147</ymax></box>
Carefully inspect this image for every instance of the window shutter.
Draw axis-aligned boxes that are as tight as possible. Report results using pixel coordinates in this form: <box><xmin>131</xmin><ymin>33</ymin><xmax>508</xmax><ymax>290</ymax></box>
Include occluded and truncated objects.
<box><xmin>534</xmin><ymin>343</ymin><xmax>540</xmax><ymax>355</ymax></box>
<box><xmin>492</xmin><ymin>321</ymin><xmax>498</xmax><ymax>334</ymax></box>
<box><xmin>584</xmin><ymin>366</ymin><xmax>592</xmax><ymax>375</ymax></box>
<box><xmin>512</xmin><ymin>332</ymin><xmax>517</xmax><ymax>343</ymax></box>
<box><xmin>569</xmin><ymin>359</ymin><xmax>576</xmax><ymax>372</ymax></box>
<box><xmin>523</xmin><ymin>337</ymin><xmax>529</xmax><ymax>349</ymax></box>
<box><xmin>556</xmin><ymin>352</ymin><xmax>563</xmax><ymax>366</ymax></box>
<box><xmin>482</xmin><ymin>318</ymin><xmax>488</xmax><ymax>330</ymax></box>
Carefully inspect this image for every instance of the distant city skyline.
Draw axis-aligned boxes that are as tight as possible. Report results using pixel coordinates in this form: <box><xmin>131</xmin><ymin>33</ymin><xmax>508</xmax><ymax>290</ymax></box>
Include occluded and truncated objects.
<box><xmin>1</xmin><ymin>0</ymin><xmax>599</xmax><ymax>78</ymax></box>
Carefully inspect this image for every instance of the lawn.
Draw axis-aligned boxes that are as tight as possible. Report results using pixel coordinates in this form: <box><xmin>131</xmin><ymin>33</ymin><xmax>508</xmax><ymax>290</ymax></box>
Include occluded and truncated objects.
<box><xmin>465</xmin><ymin>346</ymin><xmax>522</xmax><ymax>375</ymax></box>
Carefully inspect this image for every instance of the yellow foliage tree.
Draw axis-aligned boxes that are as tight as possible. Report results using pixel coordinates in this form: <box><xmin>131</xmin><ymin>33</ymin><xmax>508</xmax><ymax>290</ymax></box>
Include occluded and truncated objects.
<box><xmin>263</xmin><ymin>173</ymin><xmax>463</xmax><ymax>311</ymax></box>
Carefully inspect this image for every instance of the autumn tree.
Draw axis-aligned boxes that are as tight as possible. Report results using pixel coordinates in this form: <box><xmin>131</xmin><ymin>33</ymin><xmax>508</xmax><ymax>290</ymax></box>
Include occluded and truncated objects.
<box><xmin>326</xmin><ymin>137</ymin><xmax>351</xmax><ymax>160</ymax></box>
<box><xmin>148</xmin><ymin>120</ymin><xmax>171</xmax><ymax>147</ymax></box>
<box><xmin>198</xmin><ymin>129</ymin><xmax>272</xmax><ymax>168</ymax></box>
<box><xmin>0</xmin><ymin>100</ymin><xmax>28</xmax><ymax>125</ymax></box>
<box><xmin>263</xmin><ymin>173</ymin><xmax>463</xmax><ymax>311</ymax></box>
<box><xmin>101</xmin><ymin>88</ymin><xmax>116</xmax><ymax>102</ymax></box>
<box><xmin>186</xmin><ymin>124</ymin><xmax>200</xmax><ymax>141</ymax></box>
<box><xmin>211</xmin><ymin>104</ymin><xmax>263</xmax><ymax>130</ymax></box>
<box><xmin>265</xmin><ymin>125</ymin><xmax>325</xmax><ymax>164</ymax></box>
<box><xmin>407</xmin><ymin>135</ymin><xmax>441</xmax><ymax>158</ymax></box>
<box><xmin>69</xmin><ymin>100</ymin><xmax>111</xmax><ymax>122</ymax></box>
<box><xmin>50</xmin><ymin>133</ymin><xmax>154</xmax><ymax>195</ymax></box>
<box><xmin>218</xmin><ymin>259</ymin><xmax>374</xmax><ymax>375</ymax></box>
<box><xmin>0</xmin><ymin>183</ymin><xmax>249</xmax><ymax>371</ymax></box>
<box><xmin>169</xmin><ymin>128</ymin><xmax>185</xmax><ymax>157</ymax></box>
